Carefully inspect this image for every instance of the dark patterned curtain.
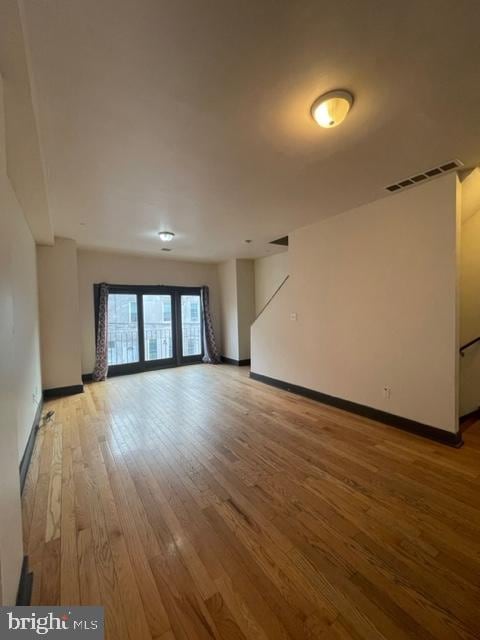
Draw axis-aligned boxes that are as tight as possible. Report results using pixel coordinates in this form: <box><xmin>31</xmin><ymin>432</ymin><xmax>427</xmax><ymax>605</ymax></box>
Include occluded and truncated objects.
<box><xmin>92</xmin><ymin>283</ymin><xmax>109</xmax><ymax>381</ymax></box>
<box><xmin>201</xmin><ymin>286</ymin><xmax>221</xmax><ymax>364</ymax></box>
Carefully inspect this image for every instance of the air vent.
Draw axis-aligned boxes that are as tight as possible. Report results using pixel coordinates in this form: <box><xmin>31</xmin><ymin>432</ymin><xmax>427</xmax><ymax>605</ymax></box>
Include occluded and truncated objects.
<box><xmin>385</xmin><ymin>159</ymin><xmax>463</xmax><ymax>194</ymax></box>
<box><xmin>269</xmin><ymin>235</ymin><xmax>289</xmax><ymax>246</ymax></box>
<box><xmin>161</xmin><ymin>248</ymin><xmax>172</xmax><ymax>252</ymax></box>
<box><xmin>411</xmin><ymin>174</ymin><xmax>428</xmax><ymax>183</ymax></box>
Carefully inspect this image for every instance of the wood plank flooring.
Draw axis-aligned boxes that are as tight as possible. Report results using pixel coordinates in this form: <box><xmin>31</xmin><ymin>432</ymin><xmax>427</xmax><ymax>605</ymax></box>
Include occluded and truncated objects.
<box><xmin>22</xmin><ymin>364</ymin><xmax>480</xmax><ymax>639</ymax></box>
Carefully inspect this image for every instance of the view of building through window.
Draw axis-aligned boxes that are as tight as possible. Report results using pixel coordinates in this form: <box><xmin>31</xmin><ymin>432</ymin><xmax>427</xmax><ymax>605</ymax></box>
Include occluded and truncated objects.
<box><xmin>181</xmin><ymin>295</ymin><xmax>201</xmax><ymax>358</ymax></box>
<box><xmin>108</xmin><ymin>294</ymin><xmax>139</xmax><ymax>365</ymax></box>
<box><xmin>107</xmin><ymin>292</ymin><xmax>202</xmax><ymax>366</ymax></box>
<box><xmin>143</xmin><ymin>295</ymin><xmax>173</xmax><ymax>361</ymax></box>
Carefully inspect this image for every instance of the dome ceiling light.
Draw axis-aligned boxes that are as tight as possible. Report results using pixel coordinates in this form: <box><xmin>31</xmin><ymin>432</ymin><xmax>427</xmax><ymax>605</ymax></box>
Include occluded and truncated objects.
<box><xmin>158</xmin><ymin>231</ymin><xmax>175</xmax><ymax>242</ymax></box>
<box><xmin>311</xmin><ymin>90</ymin><xmax>353</xmax><ymax>128</ymax></box>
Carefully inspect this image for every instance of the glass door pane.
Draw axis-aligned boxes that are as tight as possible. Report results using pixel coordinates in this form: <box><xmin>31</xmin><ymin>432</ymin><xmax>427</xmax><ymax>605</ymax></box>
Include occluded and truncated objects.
<box><xmin>143</xmin><ymin>294</ymin><xmax>173</xmax><ymax>360</ymax></box>
<box><xmin>107</xmin><ymin>294</ymin><xmax>139</xmax><ymax>365</ymax></box>
<box><xmin>180</xmin><ymin>294</ymin><xmax>202</xmax><ymax>357</ymax></box>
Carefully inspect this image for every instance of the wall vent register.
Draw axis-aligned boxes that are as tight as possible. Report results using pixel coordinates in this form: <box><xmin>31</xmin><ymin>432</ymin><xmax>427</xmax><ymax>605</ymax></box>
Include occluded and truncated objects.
<box><xmin>385</xmin><ymin>159</ymin><xmax>463</xmax><ymax>193</ymax></box>
<box><xmin>269</xmin><ymin>236</ymin><xmax>289</xmax><ymax>246</ymax></box>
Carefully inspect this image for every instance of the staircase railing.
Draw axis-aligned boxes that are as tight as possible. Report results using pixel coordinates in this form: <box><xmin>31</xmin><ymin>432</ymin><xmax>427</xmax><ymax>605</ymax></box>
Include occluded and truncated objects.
<box><xmin>460</xmin><ymin>336</ymin><xmax>480</xmax><ymax>356</ymax></box>
<box><xmin>254</xmin><ymin>275</ymin><xmax>289</xmax><ymax>322</ymax></box>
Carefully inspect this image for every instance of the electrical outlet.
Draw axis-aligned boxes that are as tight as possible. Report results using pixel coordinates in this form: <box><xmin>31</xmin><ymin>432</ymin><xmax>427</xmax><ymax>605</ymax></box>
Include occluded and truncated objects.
<box><xmin>290</xmin><ymin>312</ymin><xmax>298</xmax><ymax>321</ymax></box>
<box><xmin>383</xmin><ymin>386</ymin><xmax>391</xmax><ymax>399</ymax></box>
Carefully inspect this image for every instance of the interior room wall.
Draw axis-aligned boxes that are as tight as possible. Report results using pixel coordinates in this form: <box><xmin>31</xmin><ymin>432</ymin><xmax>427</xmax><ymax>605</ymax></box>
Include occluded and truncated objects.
<box><xmin>37</xmin><ymin>237</ymin><xmax>83</xmax><ymax>390</ymax></box>
<box><xmin>218</xmin><ymin>259</ymin><xmax>239</xmax><ymax>361</ymax></box>
<box><xmin>0</xmin><ymin>75</ymin><xmax>42</xmax><ymax>605</ymax></box>
<box><xmin>236</xmin><ymin>259</ymin><xmax>255</xmax><ymax>361</ymax></box>
<box><xmin>254</xmin><ymin>252</ymin><xmax>289</xmax><ymax>315</ymax></box>
<box><xmin>11</xmin><ymin>202</ymin><xmax>42</xmax><ymax>455</ymax></box>
<box><xmin>0</xmin><ymin>179</ymin><xmax>23</xmax><ymax>607</ymax></box>
<box><xmin>459</xmin><ymin>169</ymin><xmax>480</xmax><ymax>415</ymax></box>
<box><xmin>251</xmin><ymin>173</ymin><xmax>460</xmax><ymax>433</ymax></box>
<box><xmin>77</xmin><ymin>249</ymin><xmax>221</xmax><ymax>374</ymax></box>
<box><xmin>218</xmin><ymin>258</ymin><xmax>255</xmax><ymax>361</ymax></box>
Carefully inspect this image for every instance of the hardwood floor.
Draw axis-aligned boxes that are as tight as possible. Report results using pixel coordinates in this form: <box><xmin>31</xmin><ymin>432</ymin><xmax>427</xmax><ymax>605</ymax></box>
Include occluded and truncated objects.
<box><xmin>22</xmin><ymin>364</ymin><xmax>480</xmax><ymax>640</ymax></box>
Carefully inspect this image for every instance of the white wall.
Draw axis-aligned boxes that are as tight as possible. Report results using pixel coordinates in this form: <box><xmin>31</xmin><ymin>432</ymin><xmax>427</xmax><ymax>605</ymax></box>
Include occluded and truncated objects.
<box><xmin>236</xmin><ymin>260</ymin><xmax>255</xmax><ymax>361</ymax></box>
<box><xmin>37</xmin><ymin>237</ymin><xmax>83</xmax><ymax>390</ymax></box>
<box><xmin>12</xmin><ymin>204</ymin><xmax>42</xmax><ymax>455</ymax></box>
<box><xmin>459</xmin><ymin>169</ymin><xmax>480</xmax><ymax>415</ymax></box>
<box><xmin>252</xmin><ymin>174</ymin><xmax>460</xmax><ymax>433</ymax></box>
<box><xmin>218</xmin><ymin>258</ymin><xmax>255</xmax><ymax>361</ymax></box>
<box><xmin>0</xmin><ymin>177</ymin><xmax>23</xmax><ymax>608</ymax></box>
<box><xmin>77</xmin><ymin>249</ymin><xmax>221</xmax><ymax>374</ymax></box>
<box><xmin>0</xmin><ymin>75</ymin><xmax>42</xmax><ymax>604</ymax></box>
<box><xmin>218</xmin><ymin>259</ymin><xmax>239</xmax><ymax>360</ymax></box>
<box><xmin>460</xmin><ymin>210</ymin><xmax>480</xmax><ymax>415</ymax></box>
<box><xmin>461</xmin><ymin>168</ymin><xmax>480</xmax><ymax>224</ymax></box>
<box><xmin>254</xmin><ymin>252</ymin><xmax>289</xmax><ymax>315</ymax></box>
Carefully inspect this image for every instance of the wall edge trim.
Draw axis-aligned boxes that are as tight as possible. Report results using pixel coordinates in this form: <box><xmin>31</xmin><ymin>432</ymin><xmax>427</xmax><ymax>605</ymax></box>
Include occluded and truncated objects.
<box><xmin>250</xmin><ymin>371</ymin><xmax>462</xmax><ymax>448</ymax></box>
<box><xmin>43</xmin><ymin>384</ymin><xmax>84</xmax><ymax>399</ymax></box>
<box><xmin>19</xmin><ymin>399</ymin><xmax>43</xmax><ymax>494</ymax></box>
<box><xmin>16</xmin><ymin>556</ymin><xmax>33</xmax><ymax>605</ymax></box>
<box><xmin>460</xmin><ymin>407</ymin><xmax>480</xmax><ymax>422</ymax></box>
<box><xmin>221</xmin><ymin>356</ymin><xmax>251</xmax><ymax>366</ymax></box>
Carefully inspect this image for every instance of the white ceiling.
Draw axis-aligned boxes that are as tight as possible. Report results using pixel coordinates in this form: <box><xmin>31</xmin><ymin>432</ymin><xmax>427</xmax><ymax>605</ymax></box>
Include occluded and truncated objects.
<box><xmin>0</xmin><ymin>0</ymin><xmax>52</xmax><ymax>244</ymax></box>
<box><xmin>21</xmin><ymin>0</ymin><xmax>480</xmax><ymax>261</ymax></box>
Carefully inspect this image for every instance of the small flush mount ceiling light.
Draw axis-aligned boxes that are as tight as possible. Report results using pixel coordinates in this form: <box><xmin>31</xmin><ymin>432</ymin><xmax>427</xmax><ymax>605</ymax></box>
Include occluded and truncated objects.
<box><xmin>158</xmin><ymin>231</ymin><xmax>175</xmax><ymax>242</ymax></box>
<box><xmin>311</xmin><ymin>90</ymin><xmax>353</xmax><ymax>128</ymax></box>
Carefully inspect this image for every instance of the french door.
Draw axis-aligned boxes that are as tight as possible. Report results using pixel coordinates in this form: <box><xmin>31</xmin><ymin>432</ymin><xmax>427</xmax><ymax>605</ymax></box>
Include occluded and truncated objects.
<box><xmin>97</xmin><ymin>285</ymin><xmax>203</xmax><ymax>376</ymax></box>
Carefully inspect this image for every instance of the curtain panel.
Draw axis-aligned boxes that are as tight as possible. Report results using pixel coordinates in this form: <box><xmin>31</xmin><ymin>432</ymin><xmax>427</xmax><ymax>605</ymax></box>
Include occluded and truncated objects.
<box><xmin>92</xmin><ymin>282</ymin><xmax>109</xmax><ymax>381</ymax></box>
<box><xmin>91</xmin><ymin>282</ymin><xmax>221</xmax><ymax>380</ymax></box>
<box><xmin>201</xmin><ymin>286</ymin><xmax>221</xmax><ymax>364</ymax></box>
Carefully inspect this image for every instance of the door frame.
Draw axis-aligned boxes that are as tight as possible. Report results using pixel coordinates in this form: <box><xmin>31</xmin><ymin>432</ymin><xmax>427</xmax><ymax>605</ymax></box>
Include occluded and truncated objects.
<box><xmin>94</xmin><ymin>283</ymin><xmax>204</xmax><ymax>377</ymax></box>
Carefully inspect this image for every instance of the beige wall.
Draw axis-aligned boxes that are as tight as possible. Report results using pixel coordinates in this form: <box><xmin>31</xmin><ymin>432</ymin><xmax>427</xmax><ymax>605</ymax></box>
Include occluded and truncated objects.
<box><xmin>0</xmin><ymin>178</ymin><xmax>23</xmax><ymax>607</ymax></box>
<box><xmin>254</xmin><ymin>252</ymin><xmax>289</xmax><ymax>315</ymax></box>
<box><xmin>37</xmin><ymin>237</ymin><xmax>83</xmax><ymax>389</ymax></box>
<box><xmin>461</xmin><ymin>167</ymin><xmax>480</xmax><ymax>223</ymax></box>
<box><xmin>459</xmin><ymin>169</ymin><xmax>480</xmax><ymax>415</ymax></box>
<box><xmin>77</xmin><ymin>249</ymin><xmax>221</xmax><ymax>374</ymax></box>
<box><xmin>236</xmin><ymin>260</ymin><xmax>255</xmax><ymax>360</ymax></box>
<box><xmin>12</xmin><ymin>202</ymin><xmax>42</xmax><ymax>455</ymax></box>
<box><xmin>218</xmin><ymin>258</ymin><xmax>255</xmax><ymax>361</ymax></box>
<box><xmin>0</xmin><ymin>75</ymin><xmax>42</xmax><ymax>604</ymax></box>
<box><xmin>252</xmin><ymin>174</ymin><xmax>460</xmax><ymax>433</ymax></box>
<box><xmin>218</xmin><ymin>259</ymin><xmax>239</xmax><ymax>360</ymax></box>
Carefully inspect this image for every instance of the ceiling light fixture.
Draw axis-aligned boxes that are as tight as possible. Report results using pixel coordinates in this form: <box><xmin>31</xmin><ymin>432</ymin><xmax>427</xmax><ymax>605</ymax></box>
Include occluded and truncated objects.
<box><xmin>158</xmin><ymin>231</ymin><xmax>175</xmax><ymax>242</ymax></box>
<box><xmin>311</xmin><ymin>90</ymin><xmax>353</xmax><ymax>128</ymax></box>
